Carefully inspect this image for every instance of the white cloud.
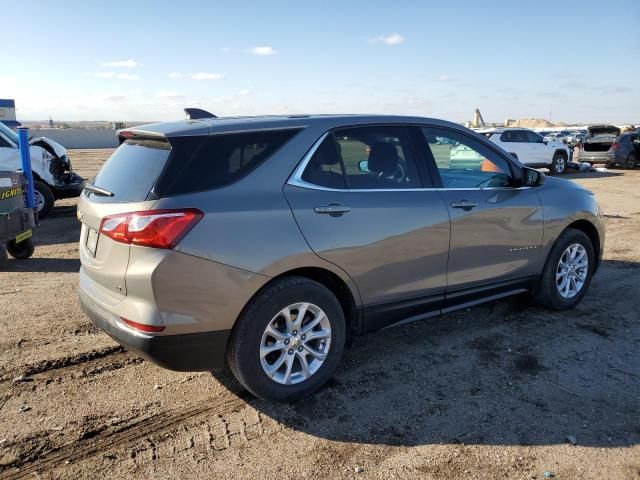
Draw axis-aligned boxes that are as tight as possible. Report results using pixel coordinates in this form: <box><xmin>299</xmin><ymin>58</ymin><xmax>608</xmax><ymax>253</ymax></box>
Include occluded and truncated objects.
<box><xmin>103</xmin><ymin>95</ymin><xmax>126</xmax><ymax>102</ymax></box>
<box><xmin>220</xmin><ymin>47</ymin><xmax>231</xmax><ymax>52</ymax></box>
<box><xmin>190</xmin><ymin>73</ymin><xmax>224</xmax><ymax>80</ymax></box>
<box><xmin>157</xmin><ymin>91</ymin><xmax>185</xmax><ymax>99</ymax></box>
<box><xmin>369</xmin><ymin>33</ymin><xmax>405</xmax><ymax>46</ymax></box>
<box><xmin>87</xmin><ymin>72</ymin><xmax>139</xmax><ymax>80</ymax></box>
<box><xmin>101</xmin><ymin>59</ymin><xmax>139</xmax><ymax>68</ymax></box>
<box><xmin>237</xmin><ymin>89</ymin><xmax>252</xmax><ymax>96</ymax></box>
<box><xmin>168</xmin><ymin>72</ymin><xmax>182</xmax><ymax>79</ymax></box>
<box><xmin>439</xmin><ymin>75</ymin><xmax>452</xmax><ymax>81</ymax></box>
<box><xmin>116</xmin><ymin>73</ymin><xmax>139</xmax><ymax>80</ymax></box>
<box><xmin>246</xmin><ymin>46</ymin><xmax>276</xmax><ymax>56</ymax></box>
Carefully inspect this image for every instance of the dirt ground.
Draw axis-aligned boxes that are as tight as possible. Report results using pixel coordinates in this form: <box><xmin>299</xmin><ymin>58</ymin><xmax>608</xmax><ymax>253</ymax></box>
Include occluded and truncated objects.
<box><xmin>1</xmin><ymin>150</ymin><xmax>639</xmax><ymax>480</ymax></box>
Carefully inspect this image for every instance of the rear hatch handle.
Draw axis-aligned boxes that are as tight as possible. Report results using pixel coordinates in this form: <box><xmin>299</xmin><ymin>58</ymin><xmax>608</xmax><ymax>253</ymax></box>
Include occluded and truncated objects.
<box><xmin>84</xmin><ymin>183</ymin><xmax>114</xmax><ymax>197</ymax></box>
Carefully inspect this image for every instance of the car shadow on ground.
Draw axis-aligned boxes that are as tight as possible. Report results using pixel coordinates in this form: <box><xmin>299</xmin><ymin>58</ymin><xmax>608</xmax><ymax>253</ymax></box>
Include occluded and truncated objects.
<box><xmin>3</xmin><ymin>257</ymin><xmax>80</xmax><ymax>273</ymax></box>
<box><xmin>216</xmin><ymin>260</ymin><xmax>640</xmax><ymax>448</ymax></box>
<box><xmin>563</xmin><ymin>170</ymin><xmax>625</xmax><ymax>180</ymax></box>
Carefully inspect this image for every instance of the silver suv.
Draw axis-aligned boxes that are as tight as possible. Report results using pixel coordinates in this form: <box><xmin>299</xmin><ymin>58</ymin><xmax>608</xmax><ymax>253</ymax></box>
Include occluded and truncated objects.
<box><xmin>78</xmin><ymin>115</ymin><xmax>604</xmax><ymax>401</ymax></box>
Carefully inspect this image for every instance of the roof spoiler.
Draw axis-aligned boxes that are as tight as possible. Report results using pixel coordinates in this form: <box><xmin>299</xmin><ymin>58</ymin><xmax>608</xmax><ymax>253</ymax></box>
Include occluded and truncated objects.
<box><xmin>116</xmin><ymin>129</ymin><xmax>167</xmax><ymax>145</ymax></box>
<box><xmin>184</xmin><ymin>108</ymin><xmax>217</xmax><ymax>120</ymax></box>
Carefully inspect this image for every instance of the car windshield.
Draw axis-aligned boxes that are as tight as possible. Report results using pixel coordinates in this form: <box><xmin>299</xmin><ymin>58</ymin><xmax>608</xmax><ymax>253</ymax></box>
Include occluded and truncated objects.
<box><xmin>0</xmin><ymin>122</ymin><xmax>18</xmax><ymax>144</ymax></box>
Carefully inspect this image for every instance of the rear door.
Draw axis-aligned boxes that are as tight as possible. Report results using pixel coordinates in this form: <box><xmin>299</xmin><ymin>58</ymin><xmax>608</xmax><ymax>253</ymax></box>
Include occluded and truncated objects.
<box><xmin>419</xmin><ymin>126</ymin><xmax>544</xmax><ymax>303</ymax></box>
<box><xmin>500</xmin><ymin>130</ymin><xmax>531</xmax><ymax>164</ymax></box>
<box><xmin>284</xmin><ymin>125</ymin><xmax>451</xmax><ymax>330</ymax></box>
<box><xmin>78</xmin><ymin>138</ymin><xmax>170</xmax><ymax>297</ymax></box>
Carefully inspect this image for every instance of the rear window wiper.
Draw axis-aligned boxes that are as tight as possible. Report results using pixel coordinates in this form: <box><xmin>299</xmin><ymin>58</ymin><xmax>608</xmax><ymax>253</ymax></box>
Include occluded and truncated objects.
<box><xmin>84</xmin><ymin>183</ymin><xmax>114</xmax><ymax>197</ymax></box>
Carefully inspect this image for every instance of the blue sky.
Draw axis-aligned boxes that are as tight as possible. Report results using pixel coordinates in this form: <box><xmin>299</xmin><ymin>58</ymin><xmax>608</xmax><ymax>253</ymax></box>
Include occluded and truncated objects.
<box><xmin>1</xmin><ymin>0</ymin><xmax>638</xmax><ymax>123</ymax></box>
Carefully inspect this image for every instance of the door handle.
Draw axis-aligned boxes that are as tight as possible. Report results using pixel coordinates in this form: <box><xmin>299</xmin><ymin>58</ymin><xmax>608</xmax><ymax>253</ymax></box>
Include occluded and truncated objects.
<box><xmin>314</xmin><ymin>203</ymin><xmax>351</xmax><ymax>216</ymax></box>
<box><xmin>450</xmin><ymin>200</ymin><xmax>478</xmax><ymax>210</ymax></box>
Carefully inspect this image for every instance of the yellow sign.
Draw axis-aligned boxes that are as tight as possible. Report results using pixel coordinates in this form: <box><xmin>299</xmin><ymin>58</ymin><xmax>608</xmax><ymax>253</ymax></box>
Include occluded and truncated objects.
<box><xmin>15</xmin><ymin>230</ymin><xmax>32</xmax><ymax>244</ymax></box>
<box><xmin>0</xmin><ymin>187</ymin><xmax>21</xmax><ymax>200</ymax></box>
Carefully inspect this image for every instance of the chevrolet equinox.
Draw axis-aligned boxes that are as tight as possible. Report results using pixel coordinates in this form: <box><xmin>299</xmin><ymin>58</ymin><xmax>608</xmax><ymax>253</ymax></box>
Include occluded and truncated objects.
<box><xmin>78</xmin><ymin>115</ymin><xmax>604</xmax><ymax>401</ymax></box>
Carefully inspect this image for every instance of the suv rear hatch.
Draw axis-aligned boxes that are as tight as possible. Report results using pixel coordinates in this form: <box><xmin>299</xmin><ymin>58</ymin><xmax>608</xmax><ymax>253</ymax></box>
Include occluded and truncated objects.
<box><xmin>583</xmin><ymin>125</ymin><xmax>620</xmax><ymax>152</ymax></box>
<box><xmin>78</xmin><ymin>136</ymin><xmax>173</xmax><ymax>297</ymax></box>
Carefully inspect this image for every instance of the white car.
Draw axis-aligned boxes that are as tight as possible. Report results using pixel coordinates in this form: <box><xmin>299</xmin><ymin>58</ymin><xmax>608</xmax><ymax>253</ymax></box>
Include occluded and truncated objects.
<box><xmin>0</xmin><ymin>122</ymin><xmax>84</xmax><ymax>217</ymax></box>
<box><xmin>477</xmin><ymin>128</ymin><xmax>571</xmax><ymax>174</ymax></box>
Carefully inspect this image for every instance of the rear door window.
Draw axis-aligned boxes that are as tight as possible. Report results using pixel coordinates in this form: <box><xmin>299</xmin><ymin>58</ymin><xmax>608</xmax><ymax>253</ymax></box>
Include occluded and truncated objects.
<box><xmin>90</xmin><ymin>138</ymin><xmax>171</xmax><ymax>203</ymax></box>
<box><xmin>500</xmin><ymin>131</ymin><xmax>527</xmax><ymax>143</ymax></box>
<box><xmin>334</xmin><ymin>126</ymin><xmax>421</xmax><ymax>189</ymax></box>
<box><xmin>300</xmin><ymin>135</ymin><xmax>347</xmax><ymax>189</ymax></box>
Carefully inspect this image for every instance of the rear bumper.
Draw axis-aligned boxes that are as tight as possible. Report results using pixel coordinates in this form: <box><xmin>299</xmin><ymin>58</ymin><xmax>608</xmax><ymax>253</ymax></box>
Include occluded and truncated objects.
<box><xmin>575</xmin><ymin>151</ymin><xmax>609</xmax><ymax>164</ymax></box>
<box><xmin>80</xmin><ymin>292</ymin><xmax>230</xmax><ymax>371</ymax></box>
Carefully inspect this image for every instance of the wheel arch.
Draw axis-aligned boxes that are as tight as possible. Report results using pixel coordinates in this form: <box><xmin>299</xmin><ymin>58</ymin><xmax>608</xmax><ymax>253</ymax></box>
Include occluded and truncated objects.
<box><xmin>554</xmin><ymin>149</ymin><xmax>568</xmax><ymax>158</ymax></box>
<box><xmin>252</xmin><ymin>267</ymin><xmax>360</xmax><ymax>338</ymax></box>
<box><xmin>564</xmin><ymin>219</ymin><xmax>601</xmax><ymax>272</ymax></box>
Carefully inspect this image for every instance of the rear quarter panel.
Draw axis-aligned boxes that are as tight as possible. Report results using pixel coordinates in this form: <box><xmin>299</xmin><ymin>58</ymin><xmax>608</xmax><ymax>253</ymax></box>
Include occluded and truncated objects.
<box><xmin>153</xmin><ymin>125</ymin><xmax>363</xmax><ymax>306</ymax></box>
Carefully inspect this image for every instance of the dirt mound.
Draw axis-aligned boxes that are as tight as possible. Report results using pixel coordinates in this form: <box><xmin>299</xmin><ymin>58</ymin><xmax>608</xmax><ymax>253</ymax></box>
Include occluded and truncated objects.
<box><xmin>505</xmin><ymin>118</ymin><xmax>557</xmax><ymax>128</ymax></box>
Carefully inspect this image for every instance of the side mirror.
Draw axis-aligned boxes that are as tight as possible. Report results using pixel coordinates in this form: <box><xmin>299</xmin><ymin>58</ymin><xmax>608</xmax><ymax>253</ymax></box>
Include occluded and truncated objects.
<box><xmin>522</xmin><ymin>167</ymin><xmax>545</xmax><ymax>187</ymax></box>
<box><xmin>358</xmin><ymin>160</ymin><xmax>370</xmax><ymax>172</ymax></box>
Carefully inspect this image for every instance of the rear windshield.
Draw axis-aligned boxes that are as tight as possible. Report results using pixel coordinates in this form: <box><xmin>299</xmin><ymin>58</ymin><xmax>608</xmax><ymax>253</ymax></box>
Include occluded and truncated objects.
<box><xmin>90</xmin><ymin>138</ymin><xmax>170</xmax><ymax>203</ymax></box>
<box><xmin>155</xmin><ymin>129</ymin><xmax>300</xmax><ymax>196</ymax></box>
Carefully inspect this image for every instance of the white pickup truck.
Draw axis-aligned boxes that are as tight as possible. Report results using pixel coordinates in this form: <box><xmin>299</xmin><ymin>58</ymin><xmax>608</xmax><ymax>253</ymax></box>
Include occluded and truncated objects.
<box><xmin>477</xmin><ymin>128</ymin><xmax>571</xmax><ymax>174</ymax></box>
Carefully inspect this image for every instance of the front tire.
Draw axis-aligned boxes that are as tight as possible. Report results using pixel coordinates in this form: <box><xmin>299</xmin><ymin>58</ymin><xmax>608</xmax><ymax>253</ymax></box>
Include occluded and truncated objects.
<box><xmin>227</xmin><ymin>276</ymin><xmax>346</xmax><ymax>401</ymax></box>
<box><xmin>6</xmin><ymin>238</ymin><xmax>35</xmax><ymax>259</ymax></box>
<box><xmin>33</xmin><ymin>181</ymin><xmax>55</xmax><ymax>219</ymax></box>
<box><xmin>549</xmin><ymin>152</ymin><xmax>567</xmax><ymax>175</ymax></box>
<box><xmin>534</xmin><ymin>228</ymin><xmax>595</xmax><ymax>310</ymax></box>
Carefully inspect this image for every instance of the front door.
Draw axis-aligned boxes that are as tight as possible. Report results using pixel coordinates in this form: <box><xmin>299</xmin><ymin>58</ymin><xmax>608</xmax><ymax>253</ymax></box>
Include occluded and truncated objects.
<box><xmin>420</xmin><ymin>127</ymin><xmax>544</xmax><ymax>303</ymax></box>
<box><xmin>285</xmin><ymin>125</ymin><xmax>451</xmax><ymax>330</ymax></box>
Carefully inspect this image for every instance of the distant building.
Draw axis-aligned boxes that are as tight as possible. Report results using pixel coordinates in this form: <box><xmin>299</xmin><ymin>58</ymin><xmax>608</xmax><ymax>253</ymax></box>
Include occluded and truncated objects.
<box><xmin>0</xmin><ymin>99</ymin><xmax>20</xmax><ymax>127</ymax></box>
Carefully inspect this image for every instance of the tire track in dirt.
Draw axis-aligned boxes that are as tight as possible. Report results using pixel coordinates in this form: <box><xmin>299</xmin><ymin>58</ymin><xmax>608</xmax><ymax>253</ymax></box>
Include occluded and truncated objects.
<box><xmin>0</xmin><ymin>391</ymin><xmax>250</xmax><ymax>479</ymax></box>
<box><xmin>0</xmin><ymin>345</ymin><xmax>127</xmax><ymax>384</ymax></box>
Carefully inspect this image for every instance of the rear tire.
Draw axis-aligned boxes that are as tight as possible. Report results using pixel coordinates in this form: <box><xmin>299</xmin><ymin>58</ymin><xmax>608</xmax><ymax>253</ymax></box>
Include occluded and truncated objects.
<box><xmin>34</xmin><ymin>181</ymin><xmax>55</xmax><ymax>219</ymax></box>
<box><xmin>227</xmin><ymin>276</ymin><xmax>345</xmax><ymax>401</ymax></box>
<box><xmin>549</xmin><ymin>152</ymin><xmax>567</xmax><ymax>175</ymax></box>
<box><xmin>625</xmin><ymin>153</ymin><xmax>636</xmax><ymax>169</ymax></box>
<box><xmin>533</xmin><ymin>228</ymin><xmax>595</xmax><ymax>310</ymax></box>
<box><xmin>6</xmin><ymin>238</ymin><xmax>35</xmax><ymax>259</ymax></box>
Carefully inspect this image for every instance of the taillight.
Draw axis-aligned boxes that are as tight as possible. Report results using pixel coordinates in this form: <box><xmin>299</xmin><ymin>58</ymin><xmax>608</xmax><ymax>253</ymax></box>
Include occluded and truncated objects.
<box><xmin>121</xmin><ymin>317</ymin><xmax>165</xmax><ymax>333</ymax></box>
<box><xmin>99</xmin><ymin>209</ymin><xmax>203</xmax><ymax>249</ymax></box>
<box><xmin>610</xmin><ymin>143</ymin><xmax>620</xmax><ymax>151</ymax></box>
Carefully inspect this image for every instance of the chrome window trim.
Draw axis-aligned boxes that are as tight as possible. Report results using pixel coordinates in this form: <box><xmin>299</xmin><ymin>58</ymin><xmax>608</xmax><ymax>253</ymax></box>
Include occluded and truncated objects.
<box><xmin>287</xmin><ymin>129</ymin><xmax>532</xmax><ymax>193</ymax></box>
<box><xmin>287</xmin><ymin>182</ymin><xmax>531</xmax><ymax>193</ymax></box>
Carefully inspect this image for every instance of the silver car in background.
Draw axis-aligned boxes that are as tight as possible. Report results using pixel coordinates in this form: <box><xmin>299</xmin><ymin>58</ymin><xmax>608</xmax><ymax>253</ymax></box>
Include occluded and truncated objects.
<box><xmin>576</xmin><ymin>125</ymin><xmax>621</xmax><ymax>164</ymax></box>
<box><xmin>78</xmin><ymin>115</ymin><xmax>604</xmax><ymax>401</ymax></box>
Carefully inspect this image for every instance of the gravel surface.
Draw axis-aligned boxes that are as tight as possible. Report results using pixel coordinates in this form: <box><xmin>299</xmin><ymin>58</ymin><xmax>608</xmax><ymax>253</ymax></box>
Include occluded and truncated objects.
<box><xmin>0</xmin><ymin>151</ymin><xmax>638</xmax><ymax>479</ymax></box>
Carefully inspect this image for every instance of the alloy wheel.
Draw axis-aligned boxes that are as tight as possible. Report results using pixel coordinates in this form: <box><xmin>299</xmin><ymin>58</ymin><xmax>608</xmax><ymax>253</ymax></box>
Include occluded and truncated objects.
<box><xmin>260</xmin><ymin>302</ymin><xmax>332</xmax><ymax>385</ymax></box>
<box><xmin>556</xmin><ymin>243</ymin><xmax>588</xmax><ymax>298</ymax></box>
<box><xmin>33</xmin><ymin>190</ymin><xmax>45</xmax><ymax>212</ymax></box>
